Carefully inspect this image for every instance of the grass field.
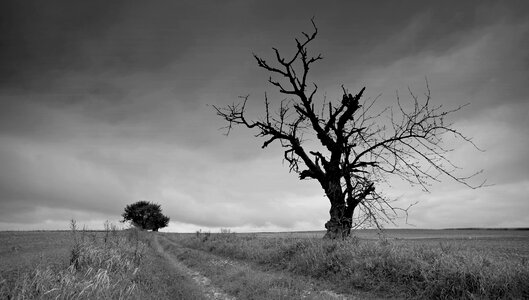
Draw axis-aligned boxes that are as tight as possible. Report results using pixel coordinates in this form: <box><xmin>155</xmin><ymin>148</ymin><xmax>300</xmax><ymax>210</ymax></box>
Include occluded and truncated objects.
<box><xmin>174</xmin><ymin>229</ymin><xmax>529</xmax><ymax>299</ymax></box>
<box><xmin>1</xmin><ymin>227</ymin><xmax>528</xmax><ymax>299</ymax></box>
<box><xmin>0</xmin><ymin>225</ymin><xmax>205</xmax><ymax>299</ymax></box>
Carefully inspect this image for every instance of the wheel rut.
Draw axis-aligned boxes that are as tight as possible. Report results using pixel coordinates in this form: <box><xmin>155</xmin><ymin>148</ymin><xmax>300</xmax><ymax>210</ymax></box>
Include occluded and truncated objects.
<box><xmin>153</xmin><ymin>234</ymin><xmax>236</xmax><ymax>300</ymax></box>
<box><xmin>157</xmin><ymin>235</ymin><xmax>360</xmax><ymax>300</ymax></box>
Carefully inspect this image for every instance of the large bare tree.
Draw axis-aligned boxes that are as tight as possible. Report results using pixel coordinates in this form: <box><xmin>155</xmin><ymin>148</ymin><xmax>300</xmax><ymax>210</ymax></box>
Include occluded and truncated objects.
<box><xmin>214</xmin><ymin>20</ymin><xmax>483</xmax><ymax>239</ymax></box>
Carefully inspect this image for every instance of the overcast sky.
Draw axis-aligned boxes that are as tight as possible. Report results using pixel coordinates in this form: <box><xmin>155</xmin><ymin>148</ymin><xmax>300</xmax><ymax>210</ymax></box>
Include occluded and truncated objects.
<box><xmin>1</xmin><ymin>0</ymin><xmax>528</xmax><ymax>232</ymax></box>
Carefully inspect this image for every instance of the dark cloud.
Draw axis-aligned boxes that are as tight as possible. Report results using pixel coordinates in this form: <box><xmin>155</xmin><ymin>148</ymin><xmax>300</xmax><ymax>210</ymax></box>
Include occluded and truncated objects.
<box><xmin>0</xmin><ymin>1</ymin><xmax>528</xmax><ymax>231</ymax></box>
<box><xmin>1</xmin><ymin>1</ymin><xmax>122</xmax><ymax>87</ymax></box>
<box><xmin>0</xmin><ymin>1</ymin><xmax>199</xmax><ymax>89</ymax></box>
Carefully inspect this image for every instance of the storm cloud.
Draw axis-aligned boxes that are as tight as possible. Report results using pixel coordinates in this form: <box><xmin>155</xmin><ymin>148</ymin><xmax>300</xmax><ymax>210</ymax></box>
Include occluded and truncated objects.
<box><xmin>0</xmin><ymin>0</ymin><xmax>528</xmax><ymax>231</ymax></box>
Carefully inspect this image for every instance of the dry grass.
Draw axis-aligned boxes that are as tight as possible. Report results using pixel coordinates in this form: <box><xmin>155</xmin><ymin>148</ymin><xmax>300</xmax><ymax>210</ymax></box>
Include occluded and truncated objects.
<box><xmin>0</xmin><ymin>222</ymin><xmax>209</xmax><ymax>300</ymax></box>
<box><xmin>0</xmin><ymin>231</ymin><xmax>71</xmax><ymax>278</ymax></box>
<box><xmin>157</xmin><ymin>234</ymin><xmax>359</xmax><ymax>299</ymax></box>
<box><xmin>178</xmin><ymin>232</ymin><xmax>529</xmax><ymax>299</ymax></box>
<box><xmin>2</xmin><ymin>226</ymin><xmax>528</xmax><ymax>299</ymax></box>
<box><xmin>0</xmin><ymin>221</ymin><xmax>146</xmax><ymax>299</ymax></box>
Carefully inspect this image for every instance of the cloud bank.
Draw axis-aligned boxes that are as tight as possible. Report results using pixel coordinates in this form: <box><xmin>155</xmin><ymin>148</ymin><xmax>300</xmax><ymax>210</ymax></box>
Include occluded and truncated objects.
<box><xmin>0</xmin><ymin>1</ymin><xmax>527</xmax><ymax>231</ymax></box>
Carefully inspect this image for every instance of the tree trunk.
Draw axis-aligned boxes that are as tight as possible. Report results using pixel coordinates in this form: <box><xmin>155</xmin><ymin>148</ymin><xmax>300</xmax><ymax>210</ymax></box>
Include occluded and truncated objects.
<box><xmin>324</xmin><ymin>203</ymin><xmax>351</xmax><ymax>239</ymax></box>
<box><xmin>323</xmin><ymin>179</ymin><xmax>352</xmax><ymax>239</ymax></box>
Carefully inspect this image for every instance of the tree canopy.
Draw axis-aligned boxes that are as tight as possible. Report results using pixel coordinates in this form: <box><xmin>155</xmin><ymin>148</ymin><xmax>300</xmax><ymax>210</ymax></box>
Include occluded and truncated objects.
<box><xmin>122</xmin><ymin>201</ymin><xmax>170</xmax><ymax>231</ymax></box>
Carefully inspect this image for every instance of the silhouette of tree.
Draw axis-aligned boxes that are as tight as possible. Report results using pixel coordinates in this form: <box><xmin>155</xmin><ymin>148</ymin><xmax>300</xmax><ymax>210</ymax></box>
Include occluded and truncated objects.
<box><xmin>214</xmin><ymin>20</ymin><xmax>484</xmax><ymax>239</ymax></box>
<box><xmin>122</xmin><ymin>201</ymin><xmax>169</xmax><ymax>231</ymax></box>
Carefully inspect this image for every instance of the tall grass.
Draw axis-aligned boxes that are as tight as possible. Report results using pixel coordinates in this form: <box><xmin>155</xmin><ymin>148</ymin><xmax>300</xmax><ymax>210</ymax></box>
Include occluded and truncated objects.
<box><xmin>0</xmin><ymin>220</ymin><xmax>147</xmax><ymax>299</ymax></box>
<box><xmin>179</xmin><ymin>233</ymin><xmax>529</xmax><ymax>299</ymax></box>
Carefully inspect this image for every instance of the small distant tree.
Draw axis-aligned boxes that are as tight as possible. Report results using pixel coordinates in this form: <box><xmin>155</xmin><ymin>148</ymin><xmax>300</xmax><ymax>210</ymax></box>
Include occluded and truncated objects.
<box><xmin>121</xmin><ymin>201</ymin><xmax>170</xmax><ymax>231</ymax></box>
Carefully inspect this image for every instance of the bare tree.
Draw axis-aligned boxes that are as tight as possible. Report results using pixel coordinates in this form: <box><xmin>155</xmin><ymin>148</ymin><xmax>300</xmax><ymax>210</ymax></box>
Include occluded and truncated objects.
<box><xmin>214</xmin><ymin>20</ymin><xmax>484</xmax><ymax>239</ymax></box>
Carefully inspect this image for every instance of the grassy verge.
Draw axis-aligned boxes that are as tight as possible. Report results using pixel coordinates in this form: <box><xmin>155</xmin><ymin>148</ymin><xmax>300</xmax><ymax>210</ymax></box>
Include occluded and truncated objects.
<box><xmin>0</xmin><ymin>222</ymin><xmax>205</xmax><ymax>299</ymax></box>
<box><xmin>176</xmin><ymin>232</ymin><xmax>529</xmax><ymax>299</ymax></box>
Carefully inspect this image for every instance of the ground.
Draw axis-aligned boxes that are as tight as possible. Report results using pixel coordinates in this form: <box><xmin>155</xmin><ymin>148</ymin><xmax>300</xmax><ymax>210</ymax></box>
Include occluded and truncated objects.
<box><xmin>1</xmin><ymin>229</ymin><xmax>528</xmax><ymax>299</ymax></box>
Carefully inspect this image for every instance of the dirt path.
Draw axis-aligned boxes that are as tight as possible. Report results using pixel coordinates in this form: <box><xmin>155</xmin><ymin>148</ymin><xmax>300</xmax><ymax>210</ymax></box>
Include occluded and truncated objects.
<box><xmin>153</xmin><ymin>234</ymin><xmax>236</xmax><ymax>300</ymax></box>
<box><xmin>157</xmin><ymin>235</ymin><xmax>359</xmax><ymax>300</ymax></box>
